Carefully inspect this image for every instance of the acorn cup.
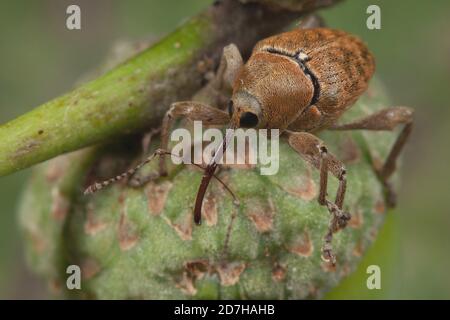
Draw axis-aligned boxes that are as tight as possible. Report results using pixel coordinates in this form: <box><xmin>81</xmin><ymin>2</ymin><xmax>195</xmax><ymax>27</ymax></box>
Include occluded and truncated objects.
<box><xmin>18</xmin><ymin>41</ymin><xmax>396</xmax><ymax>297</ymax></box>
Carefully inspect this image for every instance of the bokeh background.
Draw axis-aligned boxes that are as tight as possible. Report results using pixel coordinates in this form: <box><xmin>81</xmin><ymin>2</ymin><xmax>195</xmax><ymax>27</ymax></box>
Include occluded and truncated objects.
<box><xmin>0</xmin><ymin>0</ymin><xmax>449</xmax><ymax>299</ymax></box>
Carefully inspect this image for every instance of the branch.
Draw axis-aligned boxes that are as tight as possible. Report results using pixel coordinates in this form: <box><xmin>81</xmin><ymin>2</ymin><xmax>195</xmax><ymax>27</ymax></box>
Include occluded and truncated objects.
<box><xmin>0</xmin><ymin>0</ymin><xmax>340</xmax><ymax>177</ymax></box>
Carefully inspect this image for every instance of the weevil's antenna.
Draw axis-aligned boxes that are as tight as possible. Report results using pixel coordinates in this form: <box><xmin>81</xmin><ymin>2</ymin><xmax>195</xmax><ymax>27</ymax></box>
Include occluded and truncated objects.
<box><xmin>84</xmin><ymin>149</ymin><xmax>239</xmax><ymax>206</ymax></box>
<box><xmin>193</xmin><ymin>125</ymin><xmax>236</xmax><ymax>225</ymax></box>
<box><xmin>84</xmin><ymin>149</ymin><xmax>167</xmax><ymax>195</ymax></box>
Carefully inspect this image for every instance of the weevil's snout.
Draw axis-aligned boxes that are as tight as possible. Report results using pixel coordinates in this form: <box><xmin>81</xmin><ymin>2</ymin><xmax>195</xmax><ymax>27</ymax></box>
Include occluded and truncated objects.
<box><xmin>228</xmin><ymin>92</ymin><xmax>264</xmax><ymax>129</ymax></box>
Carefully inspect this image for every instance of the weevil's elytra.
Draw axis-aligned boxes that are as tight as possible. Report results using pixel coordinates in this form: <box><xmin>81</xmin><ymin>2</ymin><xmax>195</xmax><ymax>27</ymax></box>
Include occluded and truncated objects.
<box><xmin>247</xmin><ymin>28</ymin><xmax>376</xmax><ymax>132</ymax></box>
<box><xmin>263</xmin><ymin>47</ymin><xmax>320</xmax><ymax>107</ymax></box>
<box><xmin>86</xmin><ymin>24</ymin><xmax>414</xmax><ymax>266</ymax></box>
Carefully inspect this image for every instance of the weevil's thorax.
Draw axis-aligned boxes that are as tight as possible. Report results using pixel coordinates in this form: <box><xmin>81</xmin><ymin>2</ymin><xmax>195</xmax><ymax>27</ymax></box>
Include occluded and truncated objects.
<box><xmin>231</xmin><ymin>52</ymin><xmax>314</xmax><ymax>130</ymax></box>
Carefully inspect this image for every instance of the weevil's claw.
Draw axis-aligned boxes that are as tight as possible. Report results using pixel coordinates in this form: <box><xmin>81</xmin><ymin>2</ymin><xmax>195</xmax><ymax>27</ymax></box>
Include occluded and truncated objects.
<box><xmin>325</xmin><ymin>200</ymin><xmax>351</xmax><ymax>231</ymax></box>
<box><xmin>321</xmin><ymin>240</ymin><xmax>336</xmax><ymax>266</ymax></box>
<box><xmin>320</xmin><ymin>200</ymin><xmax>352</xmax><ymax>266</ymax></box>
<box><xmin>336</xmin><ymin>211</ymin><xmax>351</xmax><ymax>230</ymax></box>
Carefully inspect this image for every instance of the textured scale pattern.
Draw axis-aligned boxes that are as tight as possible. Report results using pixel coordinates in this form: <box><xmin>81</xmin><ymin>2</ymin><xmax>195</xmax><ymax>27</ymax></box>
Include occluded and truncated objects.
<box><xmin>255</xmin><ymin>28</ymin><xmax>375</xmax><ymax>131</ymax></box>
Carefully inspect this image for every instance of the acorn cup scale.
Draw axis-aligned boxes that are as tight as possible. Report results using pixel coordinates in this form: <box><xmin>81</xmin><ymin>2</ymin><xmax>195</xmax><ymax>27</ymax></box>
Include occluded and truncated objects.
<box><xmin>18</xmin><ymin>72</ymin><xmax>396</xmax><ymax>298</ymax></box>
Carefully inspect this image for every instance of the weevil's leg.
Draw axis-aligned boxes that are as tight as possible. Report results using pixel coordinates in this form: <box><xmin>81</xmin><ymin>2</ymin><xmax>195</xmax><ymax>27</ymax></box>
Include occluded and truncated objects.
<box><xmin>297</xmin><ymin>14</ymin><xmax>326</xmax><ymax>29</ymax></box>
<box><xmin>287</xmin><ymin>131</ymin><xmax>351</xmax><ymax>265</ymax></box>
<box><xmin>194</xmin><ymin>44</ymin><xmax>244</xmax><ymax>106</ymax></box>
<box><xmin>132</xmin><ymin>46</ymin><xmax>241</xmax><ymax>186</ymax></box>
<box><xmin>119</xmin><ymin>128</ymin><xmax>163</xmax><ymax>187</ymax></box>
<box><xmin>215</xmin><ymin>44</ymin><xmax>244</xmax><ymax>92</ymax></box>
<box><xmin>127</xmin><ymin>101</ymin><xmax>230</xmax><ymax>188</ymax></box>
<box><xmin>329</xmin><ymin>106</ymin><xmax>414</xmax><ymax>206</ymax></box>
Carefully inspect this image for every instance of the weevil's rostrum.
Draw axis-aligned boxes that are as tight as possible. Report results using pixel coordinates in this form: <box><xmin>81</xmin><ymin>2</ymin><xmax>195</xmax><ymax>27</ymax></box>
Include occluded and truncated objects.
<box><xmin>86</xmin><ymin>22</ymin><xmax>414</xmax><ymax>266</ymax></box>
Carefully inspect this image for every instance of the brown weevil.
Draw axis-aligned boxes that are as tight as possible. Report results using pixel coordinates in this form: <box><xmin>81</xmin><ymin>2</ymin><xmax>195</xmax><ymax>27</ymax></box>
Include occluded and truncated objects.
<box><xmin>85</xmin><ymin>17</ymin><xmax>414</xmax><ymax>265</ymax></box>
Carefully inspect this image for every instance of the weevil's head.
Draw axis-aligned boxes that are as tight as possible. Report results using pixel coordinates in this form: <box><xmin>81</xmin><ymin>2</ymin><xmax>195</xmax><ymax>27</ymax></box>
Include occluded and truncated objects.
<box><xmin>228</xmin><ymin>91</ymin><xmax>262</xmax><ymax>129</ymax></box>
<box><xmin>229</xmin><ymin>51</ymin><xmax>314</xmax><ymax>130</ymax></box>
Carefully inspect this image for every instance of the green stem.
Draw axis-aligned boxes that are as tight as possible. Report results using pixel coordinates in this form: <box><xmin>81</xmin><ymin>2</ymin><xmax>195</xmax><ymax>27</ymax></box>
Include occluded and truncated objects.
<box><xmin>0</xmin><ymin>0</ymin><xmax>339</xmax><ymax>177</ymax></box>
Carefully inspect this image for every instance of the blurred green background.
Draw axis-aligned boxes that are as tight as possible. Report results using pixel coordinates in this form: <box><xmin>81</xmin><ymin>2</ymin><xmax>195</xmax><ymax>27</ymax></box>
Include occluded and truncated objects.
<box><xmin>0</xmin><ymin>0</ymin><xmax>449</xmax><ymax>299</ymax></box>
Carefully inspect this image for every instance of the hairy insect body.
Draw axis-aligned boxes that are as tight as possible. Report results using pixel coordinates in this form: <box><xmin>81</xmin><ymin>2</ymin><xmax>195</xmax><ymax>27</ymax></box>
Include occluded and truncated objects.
<box><xmin>238</xmin><ymin>28</ymin><xmax>376</xmax><ymax>132</ymax></box>
<box><xmin>232</xmin><ymin>50</ymin><xmax>314</xmax><ymax>129</ymax></box>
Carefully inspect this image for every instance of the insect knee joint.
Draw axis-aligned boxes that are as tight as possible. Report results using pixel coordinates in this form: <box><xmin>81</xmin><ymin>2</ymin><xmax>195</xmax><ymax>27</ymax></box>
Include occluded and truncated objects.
<box><xmin>339</xmin><ymin>169</ymin><xmax>347</xmax><ymax>181</ymax></box>
<box><xmin>319</xmin><ymin>145</ymin><xmax>328</xmax><ymax>155</ymax></box>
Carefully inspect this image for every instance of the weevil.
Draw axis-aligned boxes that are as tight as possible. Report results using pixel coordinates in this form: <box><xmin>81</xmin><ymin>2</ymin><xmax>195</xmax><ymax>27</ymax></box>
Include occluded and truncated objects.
<box><xmin>85</xmin><ymin>17</ymin><xmax>414</xmax><ymax>265</ymax></box>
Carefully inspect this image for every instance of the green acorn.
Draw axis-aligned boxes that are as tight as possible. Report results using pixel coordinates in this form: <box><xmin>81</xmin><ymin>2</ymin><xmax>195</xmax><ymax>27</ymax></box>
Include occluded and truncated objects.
<box><xmin>18</xmin><ymin>65</ymin><xmax>395</xmax><ymax>298</ymax></box>
<box><xmin>15</xmin><ymin>0</ymin><xmax>397</xmax><ymax>297</ymax></box>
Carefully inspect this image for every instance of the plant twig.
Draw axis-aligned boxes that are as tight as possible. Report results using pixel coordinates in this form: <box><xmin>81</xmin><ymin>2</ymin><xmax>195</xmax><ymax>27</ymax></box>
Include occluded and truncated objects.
<box><xmin>0</xmin><ymin>0</ymin><xmax>340</xmax><ymax>177</ymax></box>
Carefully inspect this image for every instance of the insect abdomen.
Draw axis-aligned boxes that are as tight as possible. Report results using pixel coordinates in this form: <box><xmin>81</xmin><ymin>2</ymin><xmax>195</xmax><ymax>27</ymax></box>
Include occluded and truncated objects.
<box><xmin>254</xmin><ymin>28</ymin><xmax>375</xmax><ymax>123</ymax></box>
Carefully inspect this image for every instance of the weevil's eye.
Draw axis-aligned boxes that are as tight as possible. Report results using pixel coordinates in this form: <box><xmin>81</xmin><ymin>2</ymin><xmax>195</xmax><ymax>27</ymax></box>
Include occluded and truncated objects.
<box><xmin>228</xmin><ymin>100</ymin><xmax>234</xmax><ymax>117</ymax></box>
<box><xmin>239</xmin><ymin>112</ymin><xmax>259</xmax><ymax>128</ymax></box>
